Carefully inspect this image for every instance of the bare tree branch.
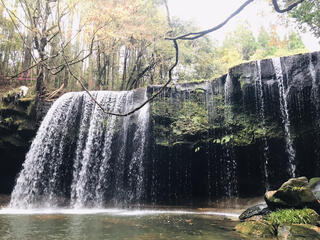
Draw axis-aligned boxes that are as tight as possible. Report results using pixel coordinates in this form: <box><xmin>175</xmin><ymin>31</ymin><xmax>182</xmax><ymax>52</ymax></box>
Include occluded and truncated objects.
<box><xmin>0</xmin><ymin>0</ymin><xmax>34</xmax><ymax>32</ymax></box>
<box><xmin>0</xmin><ymin>0</ymin><xmax>38</xmax><ymax>64</ymax></box>
<box><xmin>57</xmin><ymin>0</ymin><xmax>304</xmax><ymax>117</ymax></box>
<box><xmin>272</xmin><ymin>0</ymin><xmax>304</xmax><ymax>13</ymax></box>
<box><xmin>58</xmin><ymin>0</ymin><xmax>179</xmax><ymax>116</ymax></box>
<box><xmin>3</xmin><ymin>0</ymin><xmax>305</xmax><ymax>118</ymax></box>
<box><xmin>166</xmin><ymin>0</ymin><xmax>254</xmax><ymax>41</ymax></box>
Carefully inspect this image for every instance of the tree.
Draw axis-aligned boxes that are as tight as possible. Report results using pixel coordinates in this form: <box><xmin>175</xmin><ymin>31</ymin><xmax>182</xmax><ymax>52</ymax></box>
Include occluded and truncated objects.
<box><xmin>287</xmin><ymin>0</ymin><xmax>320</xmax><ymax>38</ymax></box>
<box><xmin>0</xmin><ymin>0</ymin><xmax>307</xmax><ymax>116</ymax></box>
<box><xmin>223</xmin><ymin>23</ymin><xmax>257</xmax><ymax>61</ymax></box>
<box><xmin>0</xmin><ymin>3</ymin><xmax>23</xmax><ymax>78</ymax></box>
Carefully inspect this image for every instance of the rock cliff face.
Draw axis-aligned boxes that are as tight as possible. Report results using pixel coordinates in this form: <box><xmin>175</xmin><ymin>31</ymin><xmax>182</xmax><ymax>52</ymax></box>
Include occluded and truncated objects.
<box><xmin>147</xmin><ymin>51</ymin><xmax>320</xmax><ymax>204</ymax></box>
<box><xmin>0</xmin><ymin>90</ymin><xmax>37</xmax><ymax>194</ymax></box>
<box><xmin>2</xmin><ymin>51</ymin><xmax>320</xmax><ymax>206</ymax></box>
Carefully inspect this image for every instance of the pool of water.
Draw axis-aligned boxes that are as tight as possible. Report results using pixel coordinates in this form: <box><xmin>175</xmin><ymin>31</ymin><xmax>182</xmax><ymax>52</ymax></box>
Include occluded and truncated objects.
<box><xmin>0</xmin><ymin>208</ymin><xmax>247</xmax><ymax>240</ymax></box>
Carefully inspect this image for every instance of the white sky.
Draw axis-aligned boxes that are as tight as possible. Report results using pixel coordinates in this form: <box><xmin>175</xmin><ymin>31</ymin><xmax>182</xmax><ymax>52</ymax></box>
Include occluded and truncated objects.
<box><xmin>168</xmin><ymin>0</ymin><xmax>320</xmax><ymax>51</ymax></box>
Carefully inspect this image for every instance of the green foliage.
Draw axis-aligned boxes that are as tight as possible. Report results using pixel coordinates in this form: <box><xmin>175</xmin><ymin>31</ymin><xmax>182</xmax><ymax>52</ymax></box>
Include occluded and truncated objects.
<box><xmin>0</xmin><ymin>0</ymin><xmax>312</xmax><ymax>93</ymax></box>
<box><xmin>214</xmin><ymin>23</ymin><xmax>308</xmax><ymax>76</ymax></box>
<box><xmin>288</xmin><ymin>0</ymin><xmax>320</xmax><ymax>38</ymax></box>
<box><xmin>267</xmin><ymin>208</ymin><xmax>319</xmax><ymax>227</ymax></box>
<box><xmin>171</xmin><ymin>18</ymin><xmax>220</xmax><ymax>82</ymax></box>
<box><xmin>210</xmin><ymin>92</ymin><xmax>283</xmax><ymax>146</ymax></box>
<box><xmin>171</xmin><ymin>101</ymin><xmax>209</xmax><ymax>138</ymax></box>
<box><xmin>223</xmin><ymin>22</ymin><xmax>257</xmax><ymax>61</ymax></box>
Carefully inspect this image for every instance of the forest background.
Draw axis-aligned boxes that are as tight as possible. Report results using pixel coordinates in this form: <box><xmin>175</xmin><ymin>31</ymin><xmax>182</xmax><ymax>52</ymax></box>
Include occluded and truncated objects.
<box><xmin>0</xmin><ymin>0</ymin><xmax>318</xmax><ymax>97</ymax></box>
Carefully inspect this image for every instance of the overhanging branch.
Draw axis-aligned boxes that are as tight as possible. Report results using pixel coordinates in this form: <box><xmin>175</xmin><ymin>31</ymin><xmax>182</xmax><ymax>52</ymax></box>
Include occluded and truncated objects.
<box><xmin>166</xmin><ymin>0</ymin><xmax>254</xmax><ymax>41</ymax></box>
<box><xmin>272</xmin><ymin>0</ymin><xmax>304</xmax><ymax>13</ymax></box>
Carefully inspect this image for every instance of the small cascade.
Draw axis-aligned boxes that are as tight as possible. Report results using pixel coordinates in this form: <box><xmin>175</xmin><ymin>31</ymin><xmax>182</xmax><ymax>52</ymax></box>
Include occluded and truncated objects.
<box><xmin>309</xmin><ymin>53</ymin><xmax>320</xmax><ymax>126</ymax></box>
<box><xmin>222</xmin><ymin>74</ymin><xmax>238</xmax><ymax>197</ymax></box>
<box><xmin>10</xmin><ymin>90</ymin><xmax>150</xmax><ymax>208</ymax></box>
<box><xmin>224</xmin><ymin>74</ymin><xmax>232</xmax><ymax>104</ymax></box>
<box><xmin>255</xmin><ymin>61</ymin><xmax>270</xmax><ymax>190</ymax></box>
<box><xmin>205</xmin><ymin>81</ymin><xmax>214</xmax><ymax>200</ymax></box>
<box><xmin>272</xmin><ymin>57</ymin><xmax>296</xmax><ymax>178</ymax></box>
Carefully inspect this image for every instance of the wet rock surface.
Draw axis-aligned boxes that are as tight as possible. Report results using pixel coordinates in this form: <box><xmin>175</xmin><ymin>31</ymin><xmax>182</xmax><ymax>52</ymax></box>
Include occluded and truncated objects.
<box><xmin>0</xmin><ymin>89</ymin><xmax>37</xmax><ymax>194</ymax></box>
<box><xmin>235</xmin><ymin>221</ymin><xmax>275</xmax><ymax>238</ymax></box>
<box><xmin>237</xmin><ymin>177</ymin><xmax>320</xmax><ymax>239</ymax></box>
<box><xmin>239</xmin><ymin>203</ymin><xmax>271</xmax><ymax>221</ymax></box>
<box><xmin>265</xmin><ymin>177</ymin><xmax>320</xmax><ymax>213</ymax></box>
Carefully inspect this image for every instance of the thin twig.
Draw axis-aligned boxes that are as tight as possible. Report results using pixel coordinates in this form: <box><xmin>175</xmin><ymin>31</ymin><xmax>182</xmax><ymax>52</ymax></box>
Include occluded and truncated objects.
<box><xmin>0</xmin><ymin>0</ymin><xmax>34</xmax><ymax>32</ymax></box>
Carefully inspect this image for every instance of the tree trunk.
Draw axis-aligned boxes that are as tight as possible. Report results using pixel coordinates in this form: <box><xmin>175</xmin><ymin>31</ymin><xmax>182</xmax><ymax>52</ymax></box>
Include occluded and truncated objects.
<box><xmin>120</xmin><ymin>46</ymin><xmax>129</xmax><ymax>90</ymax></box>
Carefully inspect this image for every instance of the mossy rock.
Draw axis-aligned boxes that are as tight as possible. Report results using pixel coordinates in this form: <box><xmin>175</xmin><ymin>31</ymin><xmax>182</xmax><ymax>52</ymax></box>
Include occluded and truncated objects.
<box><xmin>265</xmin><ymin>177</ymin><xmax>320</xmax><ymax>213</ymax></box>
<box><xmin>277</xmin><ymin>224</ymin><xmax>320</xmax><ymax>240</ymax></box>
<box><xmin>235</xmin><ymin>221</ymin><xmax>275</xmax><ymax>238</ymax></box>
<box><xmin>280</xmin><ymin>177</ymin><xmax>308</xmax><ymax>188</ymax></box>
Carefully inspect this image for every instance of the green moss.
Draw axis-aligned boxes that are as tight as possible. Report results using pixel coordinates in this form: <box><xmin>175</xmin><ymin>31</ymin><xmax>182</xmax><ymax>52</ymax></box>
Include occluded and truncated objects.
<box><xmin>171</xmin><ymin>101</ymin><xmax>209</xmax><ymax>139</ymax></box>
<box><xmin>267</xmin><ymin>208</ymin><xmax>319</xmax><ymax>227</ymax></box>
<box><xmin>235</xmin><ymin>221</ymin><xmax>276</xmax><ymax>238</ymax></box>
<box><xmin>239</xmin><ymin>75</ymin><xmax>246</xmax><ymax>89</ymax></box>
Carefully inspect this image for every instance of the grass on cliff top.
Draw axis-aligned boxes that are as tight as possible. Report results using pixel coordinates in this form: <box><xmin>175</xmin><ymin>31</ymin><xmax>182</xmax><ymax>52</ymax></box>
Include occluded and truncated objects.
<box><xmin>267</xmin><ymin>208</ymin><xmax>319</xmax><ymax>226</ymax></box>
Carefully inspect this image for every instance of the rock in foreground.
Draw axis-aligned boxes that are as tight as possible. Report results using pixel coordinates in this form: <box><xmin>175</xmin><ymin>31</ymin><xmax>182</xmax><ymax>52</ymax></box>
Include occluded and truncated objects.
<box><xmin>264</xmin><ymin>177</ymin><xmax>320</xmax><ymax>214</ymax></box>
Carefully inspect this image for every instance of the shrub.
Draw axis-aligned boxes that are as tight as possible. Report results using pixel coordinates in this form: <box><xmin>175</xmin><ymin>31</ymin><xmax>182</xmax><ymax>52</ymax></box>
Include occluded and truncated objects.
<box><xmin>267</xmin><ymin>208</ymin><xmax>319</xmax><ymax>226</ymax></box>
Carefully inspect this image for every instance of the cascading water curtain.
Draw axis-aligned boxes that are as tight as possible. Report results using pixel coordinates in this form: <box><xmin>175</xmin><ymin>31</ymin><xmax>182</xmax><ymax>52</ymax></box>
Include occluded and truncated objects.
<box><xmin>10</xmin><ymin>90</ymin><xmax>150</xmax><ymax>209</ymax></box>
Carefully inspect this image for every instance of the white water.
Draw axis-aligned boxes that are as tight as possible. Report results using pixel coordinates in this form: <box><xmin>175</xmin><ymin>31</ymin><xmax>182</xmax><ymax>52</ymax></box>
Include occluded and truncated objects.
<box><xmin>0</xmin><ymin>207</ymin><xmax>239</xmax><ymax>218</ymax></box>
<box><xmin>273</xmin><ymin>57</ymin><xmax>296</xmax><ymax>177</ymax></box>
<box><xmin>223</xmin><ymin>74</ymin><xmax>238</xmax><ymax>197</ymax></box>
<box><xmin>10</xmin><ymin>90</ymin><xmax>150</xmax><ymax>209</ymax></box>
<box><xmin>256</xmin><ymin>61</ymin><xmax>270</xmax><ymax>189</ymax></box>
<box><xmin>224</xmin><ymin>74</ymin><xmax>232</xmax><ymax>104</ymax></box>
<box><xmin>309</xmin><ymin>53</ymin><xmax>320</xmax><ymax>127</ymax></box>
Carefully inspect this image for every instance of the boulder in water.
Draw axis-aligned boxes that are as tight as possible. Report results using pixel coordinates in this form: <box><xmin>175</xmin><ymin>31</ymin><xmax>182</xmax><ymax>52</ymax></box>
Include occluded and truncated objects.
<box><xmin>239</xmin><ymin>203</ymin><xmax>271</xmax><ymax>221</ymax></box>
<box><xmin>235</xmin><ymin>221</ymin><xmax>275</xmax><ymax>238</ymax></box>
<box><xmin>264</xmin><ymin>177</ymin><xmax>320</xmax><ymax>214</ymax></box>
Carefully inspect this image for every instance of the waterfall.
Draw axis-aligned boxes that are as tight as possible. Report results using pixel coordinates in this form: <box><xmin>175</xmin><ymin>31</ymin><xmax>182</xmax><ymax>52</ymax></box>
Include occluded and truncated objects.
<box><xmin>223</xmin><ymin>74</ymin><xmax>238</xmax><ymax>197</ymax></box>
<box><xmin>256</xmin><ymin>61</ymin><xmax>270</xmax><ymax>190</ymax></box>
<box><xmin>309</xmin><ymin>53</ymin><xmax>320</xmax><ymax>127</ymax></box>
<box><xmin>10</xmin><ymin>90</ymin><xmax>150</xmax><ymax>208</ymax></box>
<box><xmin>224</xmin><ymin>74</ymin><xmax>232</xmax><ymax>104</ymax></box>
<box><xmin>272</xmin><ymin>57</ymin><xmax>296</xmax><ymax>178</ymax></box>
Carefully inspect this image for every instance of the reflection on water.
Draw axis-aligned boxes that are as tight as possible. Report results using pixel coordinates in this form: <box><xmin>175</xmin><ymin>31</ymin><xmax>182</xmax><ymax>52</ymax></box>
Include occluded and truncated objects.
<box><xmin>0</xmin><ymin>211</ymin><xmax>245</xmax><ymax>240</ymax></box>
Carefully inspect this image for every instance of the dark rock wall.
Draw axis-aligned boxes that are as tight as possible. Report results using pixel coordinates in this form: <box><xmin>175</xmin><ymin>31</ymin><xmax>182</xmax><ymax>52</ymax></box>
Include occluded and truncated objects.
<box><xmin>0</xmin><ymin>94</ymin><xmax>37</xmax><ymax>194</ymax></box>
<box><xmin>147</xmin><ymin>51</ymin><xmax>320</xmax><ymax>205</ymax></box>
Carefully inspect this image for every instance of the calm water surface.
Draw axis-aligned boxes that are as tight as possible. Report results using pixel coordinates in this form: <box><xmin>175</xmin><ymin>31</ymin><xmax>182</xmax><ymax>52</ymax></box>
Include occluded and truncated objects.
<box><xmin>0</xmin><ymin>208</ymin><xmax>247</xmax><ymax>240</ymax></box>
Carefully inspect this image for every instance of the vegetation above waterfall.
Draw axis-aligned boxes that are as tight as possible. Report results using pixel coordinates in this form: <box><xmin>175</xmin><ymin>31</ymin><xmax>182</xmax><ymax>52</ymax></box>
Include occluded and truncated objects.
<box><xmin>0</xmin><ymin>0</ymin><xmax>314</xmax><ymax>100</ymax></box>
